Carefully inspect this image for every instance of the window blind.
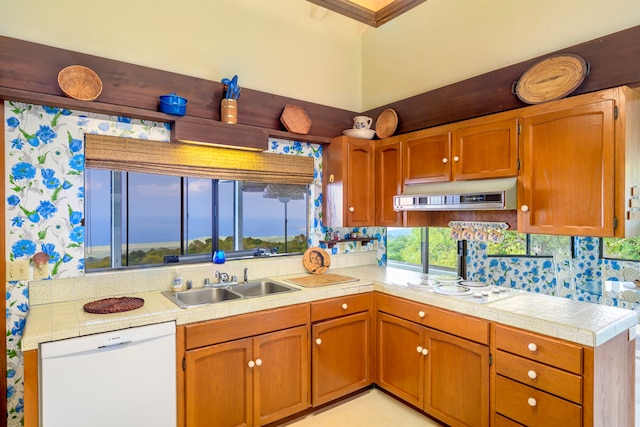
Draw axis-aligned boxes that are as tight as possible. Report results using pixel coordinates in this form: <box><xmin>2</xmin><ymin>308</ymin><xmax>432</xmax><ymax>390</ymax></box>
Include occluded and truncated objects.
<box><xmin>85</xmin><ymin>134</ymin><xmax>314</xmax><ymax>184</ymax></box>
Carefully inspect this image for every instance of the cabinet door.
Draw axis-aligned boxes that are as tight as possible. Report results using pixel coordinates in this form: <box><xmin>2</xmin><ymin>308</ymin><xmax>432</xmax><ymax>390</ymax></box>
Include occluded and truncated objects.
<box><xmin>377</xmin><ymin>312</ymin><xmax>424</xmax><ymax>408</ymax></box>
<box><xmin>519</xmin><ymin>99</ymin><xmax>615</xmax><ymax>236</ymax></box>
<box><xmin>185</xmin><ymin>338</ymin><xmax>252</xmax><ymax>427</ymax></box>
<box><xmin>453</xmin><ymin>117</ymin><xmax>518</xmax><ymax>180</ymax></box>
<box><xmin>346</xmin><ymin>138</ymin><xmax>376</xmax><ymax>226</ymax></box>
<box><xmin>404</xmin><ymin>131</ymin><xmax>452</xmax><ymax>184</ymax></box>
<box><xmin>312</xmin><ymin>311</ymin><xmax>371</xmax><ymax>406</ymax></box>
<box><xmin>253</xmin><ymin>326</ymin><xmax>310</xmax><ymax>426</ymax></box>
<box><xmin>424</xmin><ymin>328</ymin><xmax>490</xmax><ymax>427</ymax></box>
<box><xmin>375</xmin><ymin>138</ymin><xmax>404</xmax><ymax>226</ymax></box>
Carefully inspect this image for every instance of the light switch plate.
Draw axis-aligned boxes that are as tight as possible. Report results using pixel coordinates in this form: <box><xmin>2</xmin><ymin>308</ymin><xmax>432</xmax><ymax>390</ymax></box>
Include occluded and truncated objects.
<box><xmin>7</xmin><ymin>260</ymin><xmax>30</xmax><ymax>281</ymax></box>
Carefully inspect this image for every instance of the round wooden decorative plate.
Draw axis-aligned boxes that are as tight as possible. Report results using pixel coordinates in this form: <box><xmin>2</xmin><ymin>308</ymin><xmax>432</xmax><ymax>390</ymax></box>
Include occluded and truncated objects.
<box><xmin>514</xmin><ymin>54</ymin><xmax>588</xmax><ymax>104</ymax></box>
<box><xmin>375</xmin><ymin>108</ymin><xmax>398</xmax><ymax>138</ymax></box>
<box><xmin>83</xmin><ymin>297</ymin><xmax>144</xmax><ymax>314</ymax></box>
<box><xmin>302</xmin><ymin>247</ymin><xmax>331</xmax><ymax>275</ymax></box>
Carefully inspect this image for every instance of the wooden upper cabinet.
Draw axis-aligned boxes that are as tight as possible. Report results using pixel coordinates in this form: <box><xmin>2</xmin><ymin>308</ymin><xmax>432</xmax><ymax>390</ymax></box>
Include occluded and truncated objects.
<box><xmin>453</xmin><ymin>115</ymin><xmax>518</xmax><ymax>180</ymax></box>
<box><xmin>518</xmin><ymin>86</ymin><xmax>640</xmax><ymax>237</ymax></box>
<box><xmin>323</xmin><ymin>135</ymin><xmax>375</xmax><ymax>227</ymax></box>
<box><xmin>404</xmin><ymin>130</ymin><xmax>452</xmax><ymax>184</ymax></box>
<box><xmin>375</xmin><ymin>137</ymin><xmax>404</xmax><ymax>226</ymax></box>
<box><xmin>402</xmin><ymin>111</ymin><xmax>518</xmax><ymax>186</ymax></box>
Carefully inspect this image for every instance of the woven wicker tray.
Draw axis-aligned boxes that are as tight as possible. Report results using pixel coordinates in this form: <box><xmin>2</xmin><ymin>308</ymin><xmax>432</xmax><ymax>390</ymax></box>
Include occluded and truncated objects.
<box><xmin>280</xmin><ymin>104</ymin><xmax>312</xmax><ymax>134</ymax></box>
<box><xmin>514</xmin><ymin>54</ymin><xmax>588</xmax><ymax>104</ymax></box>
<box><xmin>83</xmin><ymin>297</ymin><xmax>144</xmax><ymax>314</ymax></box>
<box><xmin>375</xmin><ymin>108</ymin><xmax>398</xmax><ymax>138</ymax></box>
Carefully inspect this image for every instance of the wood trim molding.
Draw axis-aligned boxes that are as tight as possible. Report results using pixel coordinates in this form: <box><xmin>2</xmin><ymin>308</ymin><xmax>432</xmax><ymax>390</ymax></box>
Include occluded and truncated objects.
<box><xmin>0</xmin><ymin>101</ymin><xmax>6</xmax><ymax>426</ymax></box>
<box><xmin>306</xmin><ymin>0</ymin><xmax>427</xmax><ymax>27</ymax></box>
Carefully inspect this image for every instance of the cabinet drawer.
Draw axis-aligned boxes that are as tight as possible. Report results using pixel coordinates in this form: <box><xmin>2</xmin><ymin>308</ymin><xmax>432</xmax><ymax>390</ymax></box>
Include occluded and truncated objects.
<box><xmin>495</xmin><ymin>414</ymin><xmax>525</xmax><ymax>427</ymax></box>
<box><xmin>495</xmin><ymin>376</ymin><xmax>582</xmax><ymax>427</ymax></box>
<box><xmin>185</xmin><ymin>303</ymin><xmax>309</xmax><ymax>350</ymax></box>
<box><xmin>311</xmin><ymin>293</ymin><xmax>372</xmax><ymax>322</ymax></box>
<box><xmin>495</xmin><ymin>350</ymin><xmax>582</xmax><ymax>403</ymax></box>
<box><xmin>495</xmin><ymin>325</ymin><xmax>583</xmax><ymax>374</ymax></box>
<box><xmin>376</xmin><ymin>293</ymin><xmax>488</xmax><ymax>344</ymax></box>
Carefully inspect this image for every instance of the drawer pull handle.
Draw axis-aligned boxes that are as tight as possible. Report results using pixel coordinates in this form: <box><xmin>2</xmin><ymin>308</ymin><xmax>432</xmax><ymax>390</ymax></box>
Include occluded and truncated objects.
<box><xmin>527</xmin><ymin>397</ymin><xmax>537</xmax><ymax>407</ymax></box>
<box><xmin>527</xmin><ymin>342</ymin><xmax>538</xmax><ymax>352</ymax></box>
<box><xmin>422</xmin><ymin>348</ymin><xmax>429</xmax><ymax>356</ymax></box>
<box><xmin>341</xmin><ymin>303</ymin><xmax>348</xmax><ymax>310</ymax></box>
<box><xmin>255</xmin><ymin>358</ymin><xmax>262</xmax><ymax>366</ymax></box>
<box><xmin>418</xmin><ymin>310</ymin><xmax>426</xmax><ymax>318</ymax></box>
<box><xmin>528</xmin><ymin>370</ymin><xmax>537</xmax><ymax>379</ymax></box>
<box><xmin>417</xmin><ymin>346</ymin><xmax>423</xmax><ymax>353</ymax></box>
<box><xmin>315</xmin><ymin>338</ymin><xmax>322</xmax><ymax>345</ymax></box>
<box><xmin>248</xmin><ymin>360</ymin><xmax>255</xmax><ymax>368</ymax></box>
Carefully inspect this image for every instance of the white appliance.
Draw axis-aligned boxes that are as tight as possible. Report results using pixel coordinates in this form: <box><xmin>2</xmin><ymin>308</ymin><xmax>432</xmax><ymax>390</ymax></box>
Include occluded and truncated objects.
<box><xmin>39</xmin><ymin>321</ymin><xmax>176</xmax><ymax>427</ymax></box>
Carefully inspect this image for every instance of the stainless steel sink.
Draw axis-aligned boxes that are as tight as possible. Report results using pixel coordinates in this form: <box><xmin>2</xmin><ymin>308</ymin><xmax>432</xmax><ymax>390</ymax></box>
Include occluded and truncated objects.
<box><xmin>162</xmin><ymin>287</ymin><xmax>242</xmax><ymax>308</ymax></box>
<box><xmin>232</xmin><ymin>281</ymin><xmax>298</xmax><ymax>298</ymax></box>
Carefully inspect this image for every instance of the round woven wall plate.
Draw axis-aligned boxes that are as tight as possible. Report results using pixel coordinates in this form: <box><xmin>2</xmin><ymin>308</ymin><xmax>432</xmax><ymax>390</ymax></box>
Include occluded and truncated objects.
<box><xmin>302</xmin><ymin>247</ymin><xmax>331</xmax><ymax>275</ymax></box>
<box><xmin>375</xmin><ymin>108</ymin><xmax>398</xmax><ymax>138</ymax></box>
<box><xmin>57</xmin><ymin>65</ymin><xmax>103</xmax><ymax>101</ymax></box>
<box><xmin>515</xmin><ymin>54</ymin><xmax>588</xmax><ymax>104</ymax></box>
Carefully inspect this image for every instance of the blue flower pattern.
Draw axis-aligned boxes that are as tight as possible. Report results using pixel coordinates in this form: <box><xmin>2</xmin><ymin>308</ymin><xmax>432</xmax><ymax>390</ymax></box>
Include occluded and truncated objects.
<box><xmin>3</xmin><ymin>101</ymin><xmax>171</xmax><ymax>426</ymax></box>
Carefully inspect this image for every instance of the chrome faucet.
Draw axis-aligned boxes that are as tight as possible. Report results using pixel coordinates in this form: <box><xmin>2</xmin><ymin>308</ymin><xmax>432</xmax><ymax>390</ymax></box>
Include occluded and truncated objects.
<box><xmin>244</xmin><ymin>267</ymin><xmax>248</xmax><ymax>283</ymax></box>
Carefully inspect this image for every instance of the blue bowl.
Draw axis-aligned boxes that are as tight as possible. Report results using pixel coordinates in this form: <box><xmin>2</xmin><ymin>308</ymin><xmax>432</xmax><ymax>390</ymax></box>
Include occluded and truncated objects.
<box><xmin>158</xmin><ymin>93</ymin><xmax>188</xmax><ymax>116</ymax></box>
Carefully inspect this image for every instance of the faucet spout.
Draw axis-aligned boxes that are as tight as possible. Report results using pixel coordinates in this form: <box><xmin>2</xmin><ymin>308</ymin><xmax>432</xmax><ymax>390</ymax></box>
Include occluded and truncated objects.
<box><xmin>243</xmin><ymin>267</ymin><xmax>248</xmax><ymax>283</ymax></box>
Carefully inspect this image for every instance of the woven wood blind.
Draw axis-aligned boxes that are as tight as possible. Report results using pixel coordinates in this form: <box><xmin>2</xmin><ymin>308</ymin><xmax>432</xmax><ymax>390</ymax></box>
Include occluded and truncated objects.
<box><xmin>85</xmin><ymin>135</ymin><xmax>314</xmax><ymax>184</ymax></box>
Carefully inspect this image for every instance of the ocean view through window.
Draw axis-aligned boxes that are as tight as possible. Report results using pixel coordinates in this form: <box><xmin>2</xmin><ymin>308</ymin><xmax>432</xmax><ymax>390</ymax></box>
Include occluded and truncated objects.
<box><xmin>85</xmin><ymin>169</ymin><xmax>308</xmax><ymax>270</ymax></box>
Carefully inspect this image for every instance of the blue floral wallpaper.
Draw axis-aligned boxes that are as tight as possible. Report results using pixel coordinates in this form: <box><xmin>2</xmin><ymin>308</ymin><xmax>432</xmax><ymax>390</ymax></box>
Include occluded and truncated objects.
<box><xmin>3</xmin><ymin>101</ymin><xmax>385</xmax><ymax>426</ymax></box>
<box><xmin>467</xmin><ymin>236</ymin><xmax>640</xmax><ymax>311</ymax></box>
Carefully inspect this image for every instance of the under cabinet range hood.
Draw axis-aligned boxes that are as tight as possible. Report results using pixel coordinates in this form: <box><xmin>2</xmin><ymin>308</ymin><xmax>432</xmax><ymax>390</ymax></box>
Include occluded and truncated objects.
<box><xmin>394</xmin><ymin>177</ymin><xmax>517</xmax><ymax>211</ymax></box>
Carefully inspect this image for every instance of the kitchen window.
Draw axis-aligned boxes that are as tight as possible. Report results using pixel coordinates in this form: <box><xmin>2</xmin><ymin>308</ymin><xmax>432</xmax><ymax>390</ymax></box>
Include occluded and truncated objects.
<box><xmin>601</xmin><ymin>236</ymin><xmax>640</xmax><ymax>261</ymax></box>
<box><xmin>387</xmin><ymin>227</ymin><xmax>458</xmax><ymax>273</ymax></box>
<box><xmin>84</xmin><ymin>169</ymin><xmax>308</xmax><ymax>271</ymax></box>
<box><xmin>487</xmin><ymin>231</ymin><xmax>571</xmax><ymax>257</ymax></box>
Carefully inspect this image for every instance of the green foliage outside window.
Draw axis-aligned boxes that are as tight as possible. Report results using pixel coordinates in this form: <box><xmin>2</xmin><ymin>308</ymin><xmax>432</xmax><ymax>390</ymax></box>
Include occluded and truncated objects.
<box><xmin>387</xmin><ymin>227</ymin><xmax>457</xmax><ymax>270</ymax></box>
<box><xmin>603</xmin><ymin>237</ymin><xmax>640</xmax><ymax>261</ymax></box>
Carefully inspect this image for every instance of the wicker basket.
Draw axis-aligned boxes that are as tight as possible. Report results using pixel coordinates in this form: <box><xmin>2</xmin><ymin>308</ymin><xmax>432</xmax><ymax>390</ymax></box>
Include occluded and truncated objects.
<box><xmin>280</xmin><ymin>104</ymin><xmax>311</xmax><ymax>134</ymax></box>
<box><xmin>57</xmin><ymin>65</ymin><xmax>103</xmax><ymax>101</ymax></box>
<box><xmin>375</xmin><ymin>108</ymin><xmax>398</xmax><ymax>138</ymax></box>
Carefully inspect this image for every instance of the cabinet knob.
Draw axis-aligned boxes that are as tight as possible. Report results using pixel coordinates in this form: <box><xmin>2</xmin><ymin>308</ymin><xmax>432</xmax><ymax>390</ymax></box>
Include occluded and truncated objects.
<box><xmin>248</xmin><ymin>360</ymin><xmax>255</xmax><ymax>368</ymax></box>
<box><xmin>255</xmin><ymin>358</ymin><xmax>262</xmax><ymax>366</ymax></box>
<box><xmin>422</xmin><ymin>348</ymin><xmax>428</xmax><ymax>356</ymax></box>
<box><xmin>528</xmin><ymin>370</ymin><xmax>537</xmax><ymax>379</ymax></box>
<box><xmin>417</xmin><ymin>346</ymin><xmax>423</xmax><ymax>353</ymax></box>
<box><xmin>329</xmin><ymin>174</ymin><xmax>335</xmax><ymax>183</ymax></box>
<box><xmin>315</xmin><ymin>338</ymin><xmax>322</xmax><ymax>345</ymax></box>
<box><xmin>520</xmin><ymin>205</ymin><xmax>529</xmax><ymax>212</ymax></box>
<box><xmin>341</xmin><ymin>303</ymin><xmax>348</xmax><ymax>310</ymax></box>
<box><xmin>442</xmin><ymin>158</ymin><xmax>449</xmax><ymax>164</ymax></box>
<box><xmin>527</xmin><ymin>397</ymin><xmax>537</xmax><ymax>407</ymax></box>
<box><xmin>349</xmin><ymin>207</ymin><xmax>355</xmax><ymax>212</ymax></box>
<box><xmin>527</xmin><ymin>342</ymin><xmax>538</xmax><ymax>352</ymax></box>
<box><xmin>453</xmin><ymin>156</ymin><xmax>460</xmax><ymax>162</ymax></box>
<box><xmin>418</xmin><ymin>310</ymin><xmax>426</xmax><ymax>318</ymax></box>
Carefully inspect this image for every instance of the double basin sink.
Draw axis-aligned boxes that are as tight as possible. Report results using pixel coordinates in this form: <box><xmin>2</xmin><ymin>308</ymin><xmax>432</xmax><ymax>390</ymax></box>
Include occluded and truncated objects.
<box><xmin>162</xmin><ymin>281</ymin><xmax>298</xmax><ymax>309</ymax></box>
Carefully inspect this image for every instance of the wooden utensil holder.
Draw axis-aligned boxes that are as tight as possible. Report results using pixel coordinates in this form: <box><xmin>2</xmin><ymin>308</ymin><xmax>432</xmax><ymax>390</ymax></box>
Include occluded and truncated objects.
<box><xmin>221</xmin><ymin>99</ymin><xmax>237</xmax><ymax>124</ymax></box>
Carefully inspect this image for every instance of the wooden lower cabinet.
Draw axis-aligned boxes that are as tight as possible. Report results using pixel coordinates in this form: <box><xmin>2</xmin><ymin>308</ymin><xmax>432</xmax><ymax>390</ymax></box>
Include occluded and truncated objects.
<box><xmin>310</xmin><ymin>293</ymin><xmax>373</xmax><ymax>406</ymax></box>
<box><xmin>311</xmin><ymin>311</ymin><xmax>371</xmax><ymax>405</ymax></box>
<box><xmin>185</xmin><ymin>325</ymin><xmax>309</xmax><ymax>427</ymax></box>
<box><xmin>377</xmin><ymin>311</ymin><xmax>490</xmax><ymax>427</ymax></box>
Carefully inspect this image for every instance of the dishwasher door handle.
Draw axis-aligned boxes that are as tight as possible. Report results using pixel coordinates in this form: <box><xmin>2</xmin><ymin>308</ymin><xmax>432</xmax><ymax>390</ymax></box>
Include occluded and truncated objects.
<box><xmin>98</xmin><ymin>340</ymin><xmax>132</xmax><ymax>349</ymax></box>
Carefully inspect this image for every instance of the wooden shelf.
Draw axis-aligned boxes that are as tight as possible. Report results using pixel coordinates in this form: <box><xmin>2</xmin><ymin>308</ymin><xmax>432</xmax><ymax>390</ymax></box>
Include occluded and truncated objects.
<box><xmin>320</xmin><ymin>237</ymin><xmax>377</xmax><ymax>248</ymax></box>
<box><xmin>0</xmin><ymin>87</ymin><xmax>332</xmax><ymax>145</ymax></box>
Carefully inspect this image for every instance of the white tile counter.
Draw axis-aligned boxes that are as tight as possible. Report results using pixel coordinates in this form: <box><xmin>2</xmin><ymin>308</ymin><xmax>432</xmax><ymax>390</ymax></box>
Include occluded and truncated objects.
<box><xmin>22</xmin><ymin>265</ymin><xmax>638</xmax><ymax>351</ymax></box>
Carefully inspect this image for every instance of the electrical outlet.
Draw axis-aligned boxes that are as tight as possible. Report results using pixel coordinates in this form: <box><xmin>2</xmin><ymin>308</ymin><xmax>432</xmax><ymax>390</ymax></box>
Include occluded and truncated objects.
<box><xmin>7</xmin><ymin>260</ymin><xmax>30</xmax><ymax>281</ymax></box>
<box><xmin>33</xmin><ymin>262</ymin><xmax>49</xmax><ymax>279</ymax></box>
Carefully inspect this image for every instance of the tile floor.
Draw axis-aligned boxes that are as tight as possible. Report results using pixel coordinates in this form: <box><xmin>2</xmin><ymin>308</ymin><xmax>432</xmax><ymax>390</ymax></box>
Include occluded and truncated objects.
<box><xmin>282</xmin><ymin>388</ymin><xmax>442</xmax><ymax>427</ymax></box>
<box><xmin>284</xmin><ymin>335</ymin><xmax>640</xmax><ymax>427</ymax></box>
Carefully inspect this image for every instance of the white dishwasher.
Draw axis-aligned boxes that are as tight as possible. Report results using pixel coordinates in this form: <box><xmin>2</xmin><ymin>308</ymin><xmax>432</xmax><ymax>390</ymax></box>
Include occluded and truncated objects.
<box><xmin>39</xmin><ymin>321</ymin><xmax>176</xmax><ymax>427</ymax></box>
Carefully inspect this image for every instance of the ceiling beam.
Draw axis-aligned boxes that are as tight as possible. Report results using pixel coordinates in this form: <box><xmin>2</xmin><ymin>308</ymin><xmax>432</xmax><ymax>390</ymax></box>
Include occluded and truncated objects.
<box><xmin>306</xmin><ymin>0</ymin><xmax>426</xmax><ymax>27</ymax></box>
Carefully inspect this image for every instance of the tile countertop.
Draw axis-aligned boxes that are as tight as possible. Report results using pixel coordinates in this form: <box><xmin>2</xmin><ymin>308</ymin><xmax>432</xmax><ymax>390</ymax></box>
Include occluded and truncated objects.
<box><xmin>22</xmin><ymin>266</ymin><xmax>638</xmax><ymax>351</ymax></box>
